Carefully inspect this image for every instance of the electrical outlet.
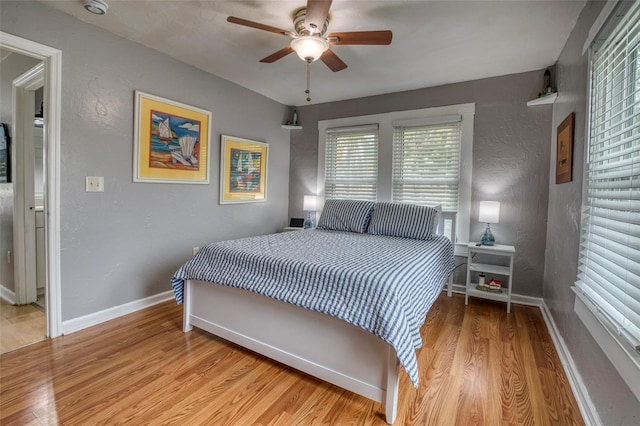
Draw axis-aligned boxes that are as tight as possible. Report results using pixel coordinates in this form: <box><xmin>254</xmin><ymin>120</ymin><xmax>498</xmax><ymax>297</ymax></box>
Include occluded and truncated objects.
<box><xmin>85</xmin><ymin>176</ymin><xmax>104</xmax><ymax>192</ymax></box>
<box><xmin>7</xmin><ymin>250</ymin><xmax>11</xmax><ymax>264</ymax></box>
<box><xmin>192</xmin><ymin>247</ymin><xmax>200</xmax><ymax>257</ymax></box>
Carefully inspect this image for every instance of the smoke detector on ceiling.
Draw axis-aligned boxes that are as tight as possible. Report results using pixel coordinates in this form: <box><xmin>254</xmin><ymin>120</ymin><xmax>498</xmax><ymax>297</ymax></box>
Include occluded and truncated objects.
<box><xmin>83</xmin><ymin>0</ymin><xmax>108</xmax><ymax>15</ymax></box>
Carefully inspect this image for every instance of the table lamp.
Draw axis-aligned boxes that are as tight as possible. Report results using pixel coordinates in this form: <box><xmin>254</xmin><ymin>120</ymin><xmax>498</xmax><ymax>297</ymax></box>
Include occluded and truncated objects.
<box><xmin>303</xmin><ymin>195</ymin><xmax>317</xmax><ymax>229</ymax></box>
<box><xmin>479</xmin><ymin>201</ymin><xmax>500</xmax><ymax>246</ymax></box>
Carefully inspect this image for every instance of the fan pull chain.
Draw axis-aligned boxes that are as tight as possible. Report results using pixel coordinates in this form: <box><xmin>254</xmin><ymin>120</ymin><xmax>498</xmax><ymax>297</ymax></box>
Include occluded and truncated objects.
<box><xmin>305</xmin><ymin>61</ymin><xmax>311</xmax><ymax>102</ymax></box>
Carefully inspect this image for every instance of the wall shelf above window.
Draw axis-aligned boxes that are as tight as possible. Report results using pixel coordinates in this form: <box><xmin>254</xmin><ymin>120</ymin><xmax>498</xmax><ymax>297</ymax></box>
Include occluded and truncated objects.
<box><xmin>526</xmin><ymin>92</ymin><xmax>558</xmax><ymax>106</ymax></box>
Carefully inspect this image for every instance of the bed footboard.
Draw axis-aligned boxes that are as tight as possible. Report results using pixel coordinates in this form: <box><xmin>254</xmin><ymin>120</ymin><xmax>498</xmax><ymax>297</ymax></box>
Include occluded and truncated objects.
<box><xmin>183</xmin><ymin>279</ymin><xmax>400</xmax><ymax>424</ymax></box>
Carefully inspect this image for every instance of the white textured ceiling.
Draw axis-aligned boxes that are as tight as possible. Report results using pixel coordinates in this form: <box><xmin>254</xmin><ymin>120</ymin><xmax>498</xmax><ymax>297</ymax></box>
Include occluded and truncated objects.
<box><xmin>40</xmin><ymin>0</ymin><xmax>586</xmax><ymax>106</ymax></box>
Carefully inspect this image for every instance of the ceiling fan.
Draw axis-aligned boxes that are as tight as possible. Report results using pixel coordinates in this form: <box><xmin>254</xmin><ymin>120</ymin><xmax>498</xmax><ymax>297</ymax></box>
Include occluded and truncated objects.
<box><xmin>227</xmin><ymin>0</ymin><xmax>392</xmax><ymax>101</ymax></box>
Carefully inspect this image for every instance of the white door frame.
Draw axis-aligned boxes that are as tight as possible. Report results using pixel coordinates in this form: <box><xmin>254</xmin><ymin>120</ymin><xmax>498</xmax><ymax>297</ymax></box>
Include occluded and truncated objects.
<box><xmin>13</xmin><ymin>63</ymin><xmax>42</xmax><ymax>306</ymax></box>
<box><xmin>1</xmin><ymin>32</ymin><xmax>62</xmax><ymax>338</ymax></box>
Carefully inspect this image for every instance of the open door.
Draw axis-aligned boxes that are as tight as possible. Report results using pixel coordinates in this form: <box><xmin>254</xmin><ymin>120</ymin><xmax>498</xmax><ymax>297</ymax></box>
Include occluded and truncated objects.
<box><xmin>12</xmin><ymin>63</ymin><xmax>42</xmax><ymax>305</ymax></box>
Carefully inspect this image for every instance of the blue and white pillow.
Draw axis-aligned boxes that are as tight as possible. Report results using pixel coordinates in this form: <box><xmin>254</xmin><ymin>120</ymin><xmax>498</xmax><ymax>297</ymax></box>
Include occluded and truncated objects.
<box><xmin>317</xmin><ymin>199</ymin><xmax>375</xmax><ymax>233</ymax></box>
<box><xmin>368</xmin><ymin>202</ymin><xmax>440</xmax><ymax>240</ymax></box>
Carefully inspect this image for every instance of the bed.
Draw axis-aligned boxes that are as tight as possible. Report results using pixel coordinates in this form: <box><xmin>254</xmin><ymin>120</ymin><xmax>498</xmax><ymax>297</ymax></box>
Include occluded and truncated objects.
<box><xmin>171</xmin><ymin>200</ymin><xmax>456</xmax><ymax>424</ymax></box>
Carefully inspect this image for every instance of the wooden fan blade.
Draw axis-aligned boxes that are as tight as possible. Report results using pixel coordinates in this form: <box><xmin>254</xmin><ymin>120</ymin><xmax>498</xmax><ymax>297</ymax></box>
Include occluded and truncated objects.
<box><xmin>227</xmin><ymin>16</ymin><xmax>293</xmax><ymax>37</ymax></box>
<box><xmin>305</xmin><ymin>0</ymin><xmax>332</xmax><ymax>34</ymax></box>
<box><xmin>327</xmin><ymin>31</ymin><xmax>393</xmax><ymax>45</ymax></box>
<box><xmin>260</xmin><ymin>46</ymin><xmax>294</xmax><ymax>63</ymax></box>
<box><xmin>320</xmin><ymin>49</ymin><xmax>347</xmax><ymax>72</ymax></box>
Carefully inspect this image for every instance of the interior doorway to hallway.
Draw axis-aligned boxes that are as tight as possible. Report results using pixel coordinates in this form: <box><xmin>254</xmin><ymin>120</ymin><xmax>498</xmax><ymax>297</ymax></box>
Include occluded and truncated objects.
<box><xmin>0</xmin><ymin>31</ymin><xmax>63</xmax><ymax>341</ymax></box>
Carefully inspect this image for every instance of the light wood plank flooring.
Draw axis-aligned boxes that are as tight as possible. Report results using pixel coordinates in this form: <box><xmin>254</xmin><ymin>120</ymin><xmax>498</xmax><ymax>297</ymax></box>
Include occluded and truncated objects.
<box><xmin>0</xmin><ymin>294</ymin><xmax>583</xmax><ymax>425</ymax></box>
<box><xmin>0</xmin><ymin>298</ymin><xmax>46</xmax><ymax>355</ymax></box>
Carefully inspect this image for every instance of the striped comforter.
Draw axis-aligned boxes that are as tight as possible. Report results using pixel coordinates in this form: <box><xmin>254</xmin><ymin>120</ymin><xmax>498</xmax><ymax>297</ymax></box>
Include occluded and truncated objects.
<box><xmin>171</xmin><ymin>229</ymin><xmax>455</xmax><ymax>387</ymax></box>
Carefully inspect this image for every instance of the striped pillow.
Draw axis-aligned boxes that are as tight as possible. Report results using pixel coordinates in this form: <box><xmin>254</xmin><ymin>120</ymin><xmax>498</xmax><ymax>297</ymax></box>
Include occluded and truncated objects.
<box><xmin>317</xmin><ymin>199</ymin><xmax>375</xmax><ymax>233</ymax></box>
<box><xmin>368</xmin><ymin>202</ymin><xmax>440</xmax><ymax>240</ymax></box>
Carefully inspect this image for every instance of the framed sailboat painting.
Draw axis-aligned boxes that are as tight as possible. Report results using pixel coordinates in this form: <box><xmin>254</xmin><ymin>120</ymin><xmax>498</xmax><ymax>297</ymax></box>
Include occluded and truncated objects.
<box><xmin>133</xmin><ymin>91</ymin><xmax>211</xmax><ymax>184</ymax></box>
<box><xmin>220</xmin><ymin>135</ymin><xmax>268</xmax><ymax>204</ymax></box>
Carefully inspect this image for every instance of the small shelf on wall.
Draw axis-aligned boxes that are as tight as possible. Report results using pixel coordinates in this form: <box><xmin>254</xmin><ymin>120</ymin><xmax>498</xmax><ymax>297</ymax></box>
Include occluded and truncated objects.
<box><xmin>281</xmin><ymin>124</ymin><xmax>303</xmax><ymax>130</ymax></box>
<box><xmin>527</xmin><ymin>92</ymin><xmax>558</xmax><ymax>106</ymax></box>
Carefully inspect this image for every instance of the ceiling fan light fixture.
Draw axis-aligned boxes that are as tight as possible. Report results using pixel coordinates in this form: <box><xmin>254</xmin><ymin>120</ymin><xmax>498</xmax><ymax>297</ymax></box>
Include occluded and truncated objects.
<box><xmin>290</xmin><ymin>36</ymin><xmax>329</xmax><ymax>62</ymax></box>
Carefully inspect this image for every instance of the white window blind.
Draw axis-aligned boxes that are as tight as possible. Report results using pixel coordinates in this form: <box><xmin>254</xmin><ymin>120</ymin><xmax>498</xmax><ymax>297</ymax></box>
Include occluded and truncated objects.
<box><xmin>576</xmin><ymin>1</ymin><xmax>640</xmax><ymax>352</ymax></box>
<box><xmin>324</xmin><ymin>124</ymin><xmax>378</xmax><ymax>200</ymax></box>
<box><xmin>392</xmin><ymin>121</ymin><xmax>462</xmax><ymax>211</ymax></box>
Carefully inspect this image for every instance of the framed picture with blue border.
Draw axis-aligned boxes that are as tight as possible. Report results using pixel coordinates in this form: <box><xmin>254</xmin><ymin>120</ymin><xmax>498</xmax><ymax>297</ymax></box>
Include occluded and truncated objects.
<box><xmin>220</xmin><ymin>135</ymin><xmax>268</xmax><ymax>204</ymax></box>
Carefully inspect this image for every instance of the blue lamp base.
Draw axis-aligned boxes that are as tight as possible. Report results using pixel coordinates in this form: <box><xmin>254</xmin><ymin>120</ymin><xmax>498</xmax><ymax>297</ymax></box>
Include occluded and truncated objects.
<box><xmin>480</xmin><ymin>224</ymin><xmax>495</xmax><ymax>246</ymax></box>
<box><xmin>304</xmin><ymin>212</ymin><xmax>315</xmax><ymax>229</ymax></box>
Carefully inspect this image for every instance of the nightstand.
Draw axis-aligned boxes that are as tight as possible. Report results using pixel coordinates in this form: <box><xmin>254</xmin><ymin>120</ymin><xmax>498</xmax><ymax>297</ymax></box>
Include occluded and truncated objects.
<box><xmin>282</xmin><ymin>227</ymin><xmax>304</xmax><ymax>232</ymax></box>
<box><xmin>465</xmin><ymin>242</ymin><xmax>515</xmax><ymax>313</ymax></box>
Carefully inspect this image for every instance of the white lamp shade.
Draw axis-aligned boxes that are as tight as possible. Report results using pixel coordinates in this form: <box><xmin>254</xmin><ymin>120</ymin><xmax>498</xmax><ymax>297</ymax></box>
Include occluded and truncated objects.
<box><xmin>479</xmin><ymin>201</ymin><xmax>500</xmax><ymax>223</ymax></box>
<box><xmin>290</xmin><ymin>36</ymin><xmax>329</xmax><ymax>62</ymax></box>
<box><xmin>303</xmin><ymin>195</ymin><xmax>317</xmax><ymax>211</ymax></box>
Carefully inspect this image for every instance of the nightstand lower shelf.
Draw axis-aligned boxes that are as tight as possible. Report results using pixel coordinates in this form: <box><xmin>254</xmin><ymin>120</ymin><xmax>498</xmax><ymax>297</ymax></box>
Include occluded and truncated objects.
<box><xmin>466</xmin><ymin>286</ymin><xmax>509</xmax><ymax>303</ymax></box>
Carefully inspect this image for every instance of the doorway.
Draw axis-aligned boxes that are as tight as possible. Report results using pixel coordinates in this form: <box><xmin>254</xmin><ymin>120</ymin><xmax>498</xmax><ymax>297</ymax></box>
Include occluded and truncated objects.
<box><xmin>0</xmin><ymin>56</ymin><xmax>46</xmax><ymax>353</ymax></box>
<box><xmin>0</xmin><ymin>31</ymin><xmax>62</xmax><ymax>340</ymax></box>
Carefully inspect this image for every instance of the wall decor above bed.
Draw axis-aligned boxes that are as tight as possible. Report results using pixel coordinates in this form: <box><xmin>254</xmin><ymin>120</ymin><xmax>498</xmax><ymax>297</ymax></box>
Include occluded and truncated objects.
<box><xmin>220</xmin><ymin>135</ymin><xmax>268</xmax><ymax>204</ymax></box>
<box><xmin>133</xmin><ymin>91</ymin><xmax>211</xmax><ymax>184</ymax></box>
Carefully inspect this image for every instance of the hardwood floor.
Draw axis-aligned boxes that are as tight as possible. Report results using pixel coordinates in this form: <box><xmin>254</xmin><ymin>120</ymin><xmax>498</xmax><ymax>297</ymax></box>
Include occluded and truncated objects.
<box><xmin>0</xmin><ymin>298</ymin><xmax>46</xmax><ymax>355</ymax></box>
<box><xmin>0</xmin><ymin>293</ymin><xmax>583</xmax><ymax>425</ymax></box>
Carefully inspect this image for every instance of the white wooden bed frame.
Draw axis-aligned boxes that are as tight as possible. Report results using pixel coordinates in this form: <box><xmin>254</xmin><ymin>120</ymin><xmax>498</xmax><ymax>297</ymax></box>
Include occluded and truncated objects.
<box><xmin>182</xmin><ymin>213</ymin><xmax>456</xmax><ymax>424</ymax></box>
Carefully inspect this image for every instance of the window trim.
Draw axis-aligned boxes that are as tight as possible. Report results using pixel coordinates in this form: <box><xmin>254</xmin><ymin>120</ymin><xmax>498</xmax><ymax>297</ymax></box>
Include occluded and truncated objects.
<box><xmin>318</xmin><ymin>103</ymin><xmax>475</xmax><ymax>256</ymax></box>
<box><xmin>573</xmin><ymin>289</ymin><xmax>640</xmax><ymax>401</ymax></box>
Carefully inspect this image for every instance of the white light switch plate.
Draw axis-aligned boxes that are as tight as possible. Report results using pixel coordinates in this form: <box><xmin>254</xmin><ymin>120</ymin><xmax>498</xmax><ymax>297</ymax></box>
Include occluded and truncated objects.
<box><xmin>86</xmin><ymin>176</ymin><xmax>104</xmax><ymax>192</ymax></box>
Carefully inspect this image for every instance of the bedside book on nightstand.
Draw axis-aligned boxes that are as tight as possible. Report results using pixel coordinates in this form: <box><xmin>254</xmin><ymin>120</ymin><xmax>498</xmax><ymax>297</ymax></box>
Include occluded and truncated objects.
<box><xmin>465</xmin><ymin>242</ymin><xmax>515</xmax><ymax>313</ymax></box>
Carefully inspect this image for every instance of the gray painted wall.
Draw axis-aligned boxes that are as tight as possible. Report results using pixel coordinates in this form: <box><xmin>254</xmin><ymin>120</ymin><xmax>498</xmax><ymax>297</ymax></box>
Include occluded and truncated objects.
<box><xmin>544</xmin><ymin>1</ymin><xmax>640</xmax><ymax>423</ymax></box>
<box><xmin>1</xmin><ymin>1</ymin><xmax>290</xmax><ymax>320</ymax></box>
<box><xmin>289</xmin><ymin>71</ymin><xmax>552</xmax><ymax>296</ymax></box>
<box><xmin>0</xmin><ymin>52</ymin><xmax>41</xmax><ymax>293</ymax></box>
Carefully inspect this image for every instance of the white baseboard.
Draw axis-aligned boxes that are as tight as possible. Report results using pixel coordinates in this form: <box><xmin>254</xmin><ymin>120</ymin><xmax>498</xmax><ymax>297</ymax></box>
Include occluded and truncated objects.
<box><xmin>447</xmin><ymin>283</ymin><xmax>542</xmax><ymax>307</ymax></box>
<box><xmin>540</xmin><ymin>300</ymin><xmax>600</xmax><ymax>426</ymax></box>
<box><xmin>62</xmin><ymin>290</ymin><xmax>174</xmax><ymax>335</ymax></box>
<box><xmin>0</xmin><ymin>284</ymin><xmax>16</xmax><ymax>305</ymax></box>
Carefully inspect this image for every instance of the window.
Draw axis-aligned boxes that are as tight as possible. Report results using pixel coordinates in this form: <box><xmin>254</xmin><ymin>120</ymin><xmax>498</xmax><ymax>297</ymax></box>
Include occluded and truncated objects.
<box><xmin>392</xmin><ymin>118</ymin><xmax>462</xmax><ymax>211</ymax></box>
<box><xmin>318</xmin><ymin>104</ymin><xmax>474</xmax><ymax>253</ymax></box>
<box><xmin>575</xmin><ymin>0</ymin><xmax>640</xmax><ymax>379</ymax></box>
<box><xmin>324</xmin><ymin>124</ymin><xmax>378</xmax><ymax>201</ymax></box>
